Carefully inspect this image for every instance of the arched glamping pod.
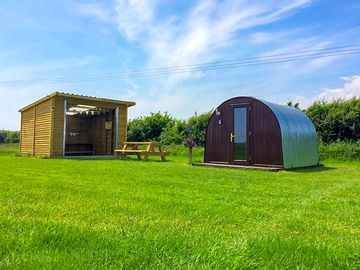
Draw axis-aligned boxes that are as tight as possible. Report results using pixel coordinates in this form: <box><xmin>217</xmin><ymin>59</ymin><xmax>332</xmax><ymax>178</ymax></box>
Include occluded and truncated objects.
<box><xmin>203</xmin><ymin>97</ymin><xmax>319</xmax><ymax>169</ymax></box>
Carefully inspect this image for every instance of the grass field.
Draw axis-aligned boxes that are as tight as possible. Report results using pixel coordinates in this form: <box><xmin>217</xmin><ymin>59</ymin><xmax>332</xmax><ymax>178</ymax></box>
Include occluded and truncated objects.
<box><xmin>1</xmin><ymin>144</ymin><xmax>360</xmax><ymax>269</ymax></box>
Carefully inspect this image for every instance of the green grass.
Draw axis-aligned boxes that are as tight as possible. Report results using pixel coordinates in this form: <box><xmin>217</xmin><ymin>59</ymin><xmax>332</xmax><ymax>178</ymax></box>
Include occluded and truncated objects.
<box><xmin>1</xmin><ymin>144</ymin><xmax>360</xmax><ymax>269</ymax></box>
<box><xmin>0</xmin><ymin>143</ymin><xmax>19</xmax><ymax>156</ymax></box>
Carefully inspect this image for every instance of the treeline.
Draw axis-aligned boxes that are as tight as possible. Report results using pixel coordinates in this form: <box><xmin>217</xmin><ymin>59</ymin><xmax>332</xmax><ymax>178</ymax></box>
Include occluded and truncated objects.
<box><xmin>0</xmin><ymin>130</ymin><xmax>20</xmax><ymax>144</ymax></box>
<box><xmin>127</xmin><ymin>98</ymin><xmax>360</xmax><ymax>158</ymax></box>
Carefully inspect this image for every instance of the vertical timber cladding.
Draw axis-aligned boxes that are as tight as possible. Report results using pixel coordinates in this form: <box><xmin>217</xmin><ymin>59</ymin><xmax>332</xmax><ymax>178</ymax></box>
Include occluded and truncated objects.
<box><xmin>117</xmin><ymin>105</ymin><xmax>128</xmax><ymax>148</ymax></box>
<box><xmin>51</xmin><ymin>96</ymin><xmax>65</xmax><ymax>157</ymax></box>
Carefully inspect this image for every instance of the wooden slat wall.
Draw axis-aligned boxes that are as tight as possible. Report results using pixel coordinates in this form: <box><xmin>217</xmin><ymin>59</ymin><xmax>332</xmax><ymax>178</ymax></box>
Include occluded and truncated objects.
<box><xmin>52</xmin><ymin>96</ymin><xmax>65</xmax><ymax>157</ymax></box>
<box><xmin>20</xmin><ymin>99</ymin><xmax>51</xmax><ymax>156</ymax></box>
<box><xmin>34</xmin><ymin>99</ymin><xmax>51</xmax><ymax>156</ymax></box>
<box><xmin>20</xmin><ymin>107</ymin><xmax>35</xmax><ymax>154</ymax></box>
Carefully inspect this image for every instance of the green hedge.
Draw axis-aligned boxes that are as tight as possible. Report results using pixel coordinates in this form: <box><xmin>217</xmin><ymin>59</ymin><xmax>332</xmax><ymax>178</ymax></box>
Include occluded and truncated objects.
<box><xmin>306</xmin><ymin>98</ymin><xmax>360</xmax><ymax>143</ymax></box>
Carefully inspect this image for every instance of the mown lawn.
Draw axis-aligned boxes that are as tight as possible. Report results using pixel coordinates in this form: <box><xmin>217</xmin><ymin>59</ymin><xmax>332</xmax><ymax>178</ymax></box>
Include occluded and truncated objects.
<box><xmin>0</xmin><ymin>144</ymin><xmax>360</xmax><ymax>269</ymax></box>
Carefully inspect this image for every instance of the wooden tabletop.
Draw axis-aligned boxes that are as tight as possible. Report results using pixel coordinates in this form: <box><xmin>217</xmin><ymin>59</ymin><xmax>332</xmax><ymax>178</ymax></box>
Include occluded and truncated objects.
<box><xmin>123</xmin><ymin>142</ymin><xmax>161</xmax><ymax>146</ymax></box>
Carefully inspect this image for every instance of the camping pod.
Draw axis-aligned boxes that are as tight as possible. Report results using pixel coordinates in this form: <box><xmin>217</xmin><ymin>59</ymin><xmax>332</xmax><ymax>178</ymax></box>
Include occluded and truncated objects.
<box><xmin>204</xmin><ymin>96</ymin><xmax>319</xmax><ymax>169</ymax></box>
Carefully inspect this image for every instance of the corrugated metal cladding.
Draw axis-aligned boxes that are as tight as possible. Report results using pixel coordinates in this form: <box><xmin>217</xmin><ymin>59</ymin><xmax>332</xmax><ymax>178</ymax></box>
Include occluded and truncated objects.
<box><xmin>261</xmin><ymin>100</ymin><xmax>319</xmax><ymax>169</ymax></box>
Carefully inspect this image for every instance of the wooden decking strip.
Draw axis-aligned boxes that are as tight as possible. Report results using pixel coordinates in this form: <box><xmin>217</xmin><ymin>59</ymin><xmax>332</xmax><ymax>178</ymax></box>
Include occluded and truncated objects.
<box><xmin>192</xmin><ymin>162</ymin><xmax>282</xmax><ymax>171</ymax></box>
<box><xmin>64</xmin><ymin>155</ymin><xmax>116</xmax><ymax>159</ymax></box>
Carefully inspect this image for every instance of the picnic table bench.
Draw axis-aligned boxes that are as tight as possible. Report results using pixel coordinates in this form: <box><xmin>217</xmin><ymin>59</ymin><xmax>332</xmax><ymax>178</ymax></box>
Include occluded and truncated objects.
<box><xmin>114</xmin><ymin>142</ymin><xmax>169</xmax><ymax>161</ymax></box>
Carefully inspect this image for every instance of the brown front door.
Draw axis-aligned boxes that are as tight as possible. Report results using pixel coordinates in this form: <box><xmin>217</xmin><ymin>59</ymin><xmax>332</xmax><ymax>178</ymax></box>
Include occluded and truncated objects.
<box><xmin>229</xmin><ymin>104</ymin><xmax>251</xmax><ymax>165</ymax></box>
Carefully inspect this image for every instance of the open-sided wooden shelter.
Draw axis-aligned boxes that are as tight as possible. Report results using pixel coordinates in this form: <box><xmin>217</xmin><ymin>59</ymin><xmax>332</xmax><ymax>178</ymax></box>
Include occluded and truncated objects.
<box><xmin>203</xmin><ymin>96</ymin><xmax>319</xmax><ymax>169</ymax></box>
<box><xmin>19</xmin><ymin>92</ymin><xmax>135</xmax><ymax>157</ymax></box>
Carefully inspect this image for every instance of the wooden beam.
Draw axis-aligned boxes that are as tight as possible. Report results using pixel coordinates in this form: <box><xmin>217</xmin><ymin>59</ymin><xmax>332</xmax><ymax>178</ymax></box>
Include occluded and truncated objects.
<box><xmin>32</xmin><ymin>106</ymin><xmax>36</xmax><ymax>156</ymax></box>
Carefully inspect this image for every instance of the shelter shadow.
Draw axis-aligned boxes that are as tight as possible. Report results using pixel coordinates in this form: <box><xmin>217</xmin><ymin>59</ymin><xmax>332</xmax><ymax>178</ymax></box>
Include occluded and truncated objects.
<box><xmin>286</xmin><ymin>164</ymin><xmax>335</xmax><ymax>173</ymax></box>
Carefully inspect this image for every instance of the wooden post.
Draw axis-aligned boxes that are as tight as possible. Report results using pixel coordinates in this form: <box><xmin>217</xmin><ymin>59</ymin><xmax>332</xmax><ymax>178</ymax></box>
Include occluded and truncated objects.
<box><xmin>188</xmin><ymin>146</ymin><xmax>193</xmax><ymax>164</ymax></box>
<box><xmin>62</xmin><ymin>99</ymin><xmax>67</xmax><ymax>157</ymax></box>
<box><xmin>32</xmin><ymin>106</ymin><xmax>37</xmax><ymax>156</ymax></box>
<box><xmin>115</xmin><ymin>107</ymin><xmax>119</xmax><ymax>149</ymax></box>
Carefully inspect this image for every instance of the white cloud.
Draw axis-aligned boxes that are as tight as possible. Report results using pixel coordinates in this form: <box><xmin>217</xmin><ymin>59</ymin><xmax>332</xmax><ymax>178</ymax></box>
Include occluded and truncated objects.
<box><xmin>294</xmin><ymin>75</ymin><xmax>360</xmax><ymax>108</ymax></box>
<box><xmin>72</xmin><ymin>1</ymin><xmax>158</xmax><ymax>39</ymax></box>
<box><xmin>114</xmin><ymin>0</ymin><xmax>157</xmax><ymax>39</ymax></box>
<box><xmin>77</xmin><ymin>0</ymin><xmax>311</xmax><ymax>85</ymax></box>
<box><xmin>146</xmin><ymin>0</ymin><xmax>312</xmax><ymax>85</ymax></box>
<box><xmin>70</xmin><ymin>0</ymin><xmax>314</xmax><ymax>88</ymax></box>
<box><xmin>72</xmin><ymin>3</ymin><xmax>111</xmax><ymax>23</ymax></box>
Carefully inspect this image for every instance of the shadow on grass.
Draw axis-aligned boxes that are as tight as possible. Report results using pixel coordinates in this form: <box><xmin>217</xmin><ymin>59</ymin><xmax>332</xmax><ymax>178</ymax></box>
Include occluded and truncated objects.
<box><xmin>286</xmin><ymin>164</ymin><xmax>336</xmax><ymax>173</ymax></box>
<box><xmin>67</xmin><ymin>156</ymin><xmax>175</xmax><ymax>163</ymax></box>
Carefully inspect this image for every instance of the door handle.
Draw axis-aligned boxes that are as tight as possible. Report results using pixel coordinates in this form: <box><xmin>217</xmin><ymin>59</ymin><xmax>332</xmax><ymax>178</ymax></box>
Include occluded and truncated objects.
<box><xmin>230</xmin><ymin>132</ymin><xmax>236</xmax><ymax>142</ymax></box>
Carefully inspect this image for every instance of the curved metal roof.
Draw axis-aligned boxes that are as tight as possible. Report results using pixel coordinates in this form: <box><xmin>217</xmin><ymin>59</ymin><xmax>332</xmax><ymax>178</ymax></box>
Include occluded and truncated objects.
<box><xmin>260</xmin><ymin>100</ymin><xmax>319</xmax><ymax>169</ymax></box>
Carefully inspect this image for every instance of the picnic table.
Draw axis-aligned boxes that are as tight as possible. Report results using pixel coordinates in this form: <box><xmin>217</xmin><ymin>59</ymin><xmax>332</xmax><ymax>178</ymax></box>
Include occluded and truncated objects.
<box><xmin>114</xmin><ymin>142</ymin><xmax>169</xmax><ymax>161</ymax></box>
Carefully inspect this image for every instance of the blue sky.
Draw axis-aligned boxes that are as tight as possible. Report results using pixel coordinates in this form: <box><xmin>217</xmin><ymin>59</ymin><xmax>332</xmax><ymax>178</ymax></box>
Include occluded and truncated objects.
<box><xmin>1</xmin><ymin>0</ymin><xmax>360</xmax><ymax>130</ymax></box>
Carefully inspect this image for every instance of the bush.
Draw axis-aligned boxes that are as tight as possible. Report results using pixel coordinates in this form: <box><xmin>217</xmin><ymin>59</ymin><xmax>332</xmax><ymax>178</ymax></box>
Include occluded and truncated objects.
<box><xmin>306</xmin><ymin>98</ymin><xmax>360</xmax><ymax>143</ymax></box>
<box><xmin>127</xmin><ymin>112</ymin><xmax>174</xmax><ymax>142</ymax></box>
<box><xmin>319</xmin><ymin>140</ymin><xmax>360</xmax><ymax>161</ymax></box>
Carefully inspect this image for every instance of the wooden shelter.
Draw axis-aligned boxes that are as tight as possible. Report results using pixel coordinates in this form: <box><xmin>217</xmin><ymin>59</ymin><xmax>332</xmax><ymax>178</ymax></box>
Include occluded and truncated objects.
<box><xmin>19</xmin><ymin>92</ymin><xmax>135</xmax><ymax>157</ymax></box>
<box><xmin>203</xmin><ymin>96</ymin><xmax>319</xmax><ymax>169</ymax></box>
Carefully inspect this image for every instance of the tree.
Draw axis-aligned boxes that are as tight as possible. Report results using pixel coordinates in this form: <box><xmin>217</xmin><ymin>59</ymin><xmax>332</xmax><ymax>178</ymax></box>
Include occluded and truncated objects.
<box><xmin>0</xmin><ymin>130</ymin><xmax>20</xmax><ymax>144</ymax></box>
<box><xmin>187</xmin><ymin>111</ymin><xmax>212</xmax><ymax>147</ymax></box>
<box><xmin>0</xmin><ymin>131</ymin><xmax>5</xmax><ymax>144</ymax></box>
<box><xmin>286</xmin><ymin>101</ymin><xmax>300</xmax><ymax>109</ymax></box>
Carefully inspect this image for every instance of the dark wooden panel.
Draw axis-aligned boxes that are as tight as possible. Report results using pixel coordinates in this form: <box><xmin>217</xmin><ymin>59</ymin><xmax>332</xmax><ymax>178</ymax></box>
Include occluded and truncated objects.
<box><xmin>204</xmin><ymin>97</ymin><xmax>283</xmax><ymax>167</ymax></box>
<box><xmin>204</xmin><ymin>104</ymin><xmax>229</xmax><ymax>162</ymax></box>
<box><xmin>65</xmin><ymin>110</ymin><xmax>115</xmax><ymax>156</ymax></box>
<box><xmin>250</xmin><ymin>99</ymin><xmax>282</xmax><ymax>166</ymax></box>
<box><xmin>92</xmin><ymin>111</ymin><xmax>115</xmax><ymax>155</ymax></box>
